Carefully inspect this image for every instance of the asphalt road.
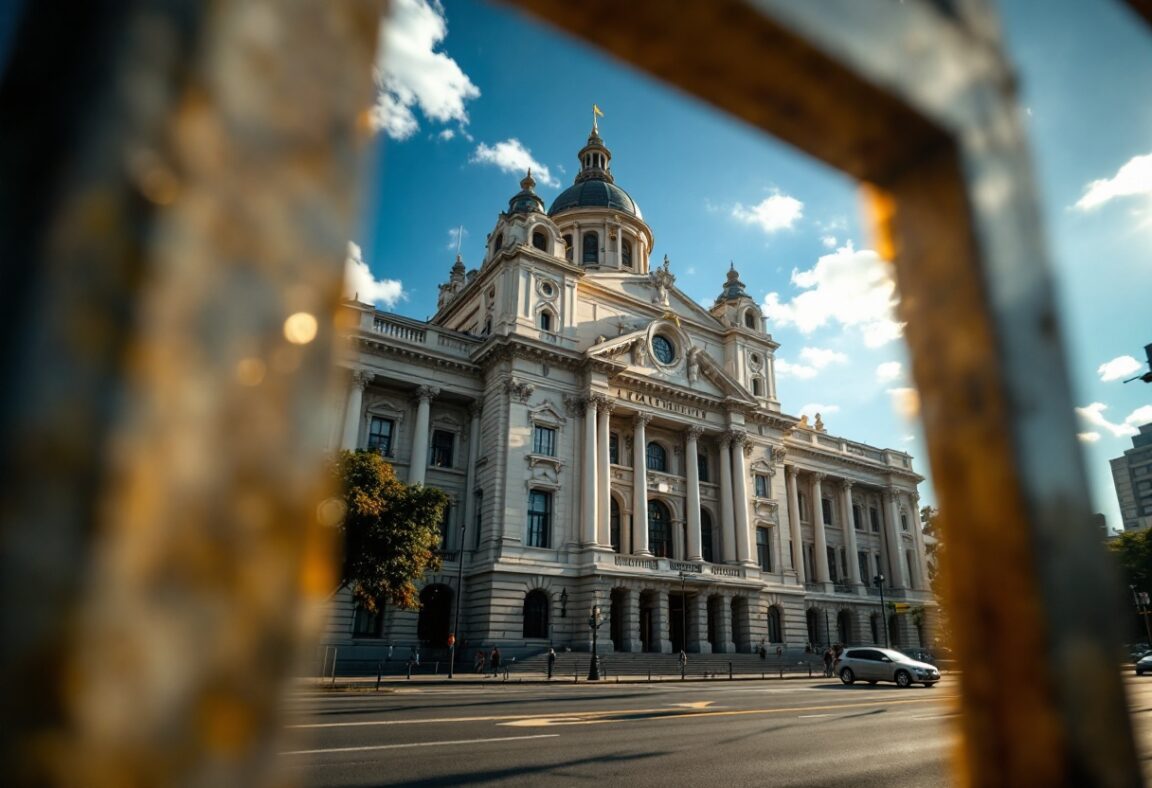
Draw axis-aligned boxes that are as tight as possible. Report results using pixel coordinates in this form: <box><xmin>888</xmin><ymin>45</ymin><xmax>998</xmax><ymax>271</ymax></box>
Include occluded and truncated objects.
<box><xmin>279</xmin><ymin>676</ymin><xmax>958</xmax><ymax>787</ymax></box>
<box><xmin>279</xmin><ymin>675</ymin><xmax>1152</xmax><ymax>787</ymax></box>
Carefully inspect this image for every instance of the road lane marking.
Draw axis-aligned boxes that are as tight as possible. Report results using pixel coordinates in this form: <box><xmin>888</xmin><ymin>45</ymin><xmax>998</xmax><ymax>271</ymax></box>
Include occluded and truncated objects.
<box><xmin>670</xmin><ymin>701</ymin><xmax>716</xmax><ymax>709</ymax></box>
<box><xmin>798</xmin><ymin>714</ymin><xmax>831</xmax><ymax>718</ymax></box>
<box><xmin>280</xmin><ymin>733</ymin><xmax>559</xmax><ymax>756</ymax></box>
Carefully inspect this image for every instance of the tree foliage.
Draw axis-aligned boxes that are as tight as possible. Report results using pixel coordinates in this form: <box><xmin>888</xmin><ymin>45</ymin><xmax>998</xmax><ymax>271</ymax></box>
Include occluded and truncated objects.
<box><xmin>332</xmin><ymin>450</ymin><xmax>447</xmax><ymax>612</ymax></box>
<box><xmin>921</xmin><ymin>505</ymin><xmax>952</xmax><ymax>646</ymax></box>
<box><xmin>1108</xmin><ymin>529</ymin><xmax>1152</xmax><ymax>592</ymax></box>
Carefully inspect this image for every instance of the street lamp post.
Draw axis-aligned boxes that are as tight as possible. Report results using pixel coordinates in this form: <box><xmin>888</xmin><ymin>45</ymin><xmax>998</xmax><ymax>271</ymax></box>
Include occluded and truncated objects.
<box><xmin>588</xmin><ymin>603</ymin><xmax>603</xmax><ymax>680</ymax></box>
<box><xmin>874</xmin><ymin>573</ymin><xmax>890</xmax><ymax>649</ymax></box>
<box><xmin>447</xmin><ymin>518</ymin><xmax>466</xmax><ymax>679</ymax></box>
<box><xmin>678</xmin><ymin>571</ymin><xmax>697</xmax><ymax>657</ymax></box>
<box><xmin>1130</xmin><ymin>585</ymin><xmax>1152</xmax><ymax>645</ymax></box>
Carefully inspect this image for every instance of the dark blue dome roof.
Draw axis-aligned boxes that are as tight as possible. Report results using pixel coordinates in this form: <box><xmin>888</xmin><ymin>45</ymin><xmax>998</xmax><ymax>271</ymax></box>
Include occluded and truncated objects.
<box><xmin>548</xmin><ymin>180</ymin><xmax>642</xmax><ymax>219</ymax></box>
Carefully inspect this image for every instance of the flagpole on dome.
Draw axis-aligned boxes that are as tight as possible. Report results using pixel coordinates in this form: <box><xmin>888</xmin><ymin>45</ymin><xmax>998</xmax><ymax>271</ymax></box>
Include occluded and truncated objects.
<box><xmin>592</xmin><ymin>103</ymin><xmax>603</xmax><ymax>133</ymax></box>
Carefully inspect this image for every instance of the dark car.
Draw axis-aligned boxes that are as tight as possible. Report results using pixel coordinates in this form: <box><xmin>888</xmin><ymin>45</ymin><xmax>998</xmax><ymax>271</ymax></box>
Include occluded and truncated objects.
<box><xmin>1136</xmin><ymin>654</ymin><xmax>1152</xmax><ymax>676</ymax></box>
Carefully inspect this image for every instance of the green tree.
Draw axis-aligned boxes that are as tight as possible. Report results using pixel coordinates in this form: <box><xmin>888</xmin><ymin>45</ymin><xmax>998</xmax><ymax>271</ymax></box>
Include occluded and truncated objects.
<box><xmin>1109</xmin><ymin>529</ymin><xmax>1152</xmax><ymax>596</ymax></box>
<box><xmin>921</xmin><ymin>505</ymin><xmax>952</xmax><ymax>647</ymax></box>
<box><xmin>332</xmin><ymin>450</ymin><xmax>447</xmax><ymax>612</ymax></box>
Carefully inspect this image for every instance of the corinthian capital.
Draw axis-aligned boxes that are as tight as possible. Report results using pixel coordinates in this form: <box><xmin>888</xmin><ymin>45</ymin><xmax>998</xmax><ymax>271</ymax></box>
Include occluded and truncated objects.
<box><xmin>415</xmin><ymin>385</ymin><xmax>440</xmax><ymax>403</ymax></box>
<box><xmin>785</xmin><ymin>464</ymin><xmax>800</xmax><ymax>479</ymax></box>
<box><xmin>839</xmin><ymin>479</ymin><xmax>854</xmax><ymax>492</ymax></box>
<box><xmin>685</xmin><ymin>425</ymin><xmax>705</xmax><ymax>442</ymax></box>
<box><xmin>811</xmin><ymin>471</ymin><xmax>827</xmax><ymax>483</ymax></box>
<box><xmin>727</xmin><ymin>429</ymin><xmax>748</xmax><ymax>447</ymax></box>
<box><xmin>350</xmin><ymin>368</ymin><xmax>373</xmax><ymax>390</ymax></box>
<box><xmin>634</xmin><ymin>412</ymin><xmax>654</xmax><ymax>427</ymax></box>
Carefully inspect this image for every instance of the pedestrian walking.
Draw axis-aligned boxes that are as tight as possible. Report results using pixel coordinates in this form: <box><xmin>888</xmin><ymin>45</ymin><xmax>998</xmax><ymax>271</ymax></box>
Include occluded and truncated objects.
<box><xmin>490</xmin><ymin>646</ymin><xmax>501</xmax><ymax>677</ymax></box>
<box><xmin>547</xmin><ymin>647</ymin><xmax>556</xmax><ymax>680</ymax></box>
<box><xmin>822</xmin><ymin>646</ymin><xmax>834</xmax><ymax>678</ymax></box>
<box><xmin>678</xmin><ymin>649</ymin><xmax>688</xmax><ymax>678</ymax></box>
<box><xmin>474</xmin><ymin>649</ymin><xmax>486</xmax><ymax>673</ymax></box>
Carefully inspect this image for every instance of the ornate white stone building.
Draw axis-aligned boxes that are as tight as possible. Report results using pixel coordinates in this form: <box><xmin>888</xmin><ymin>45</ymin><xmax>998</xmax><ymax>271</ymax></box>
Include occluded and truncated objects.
<box><xmin>324</xmin><ymin>125</ymin><xmax>934</xmax><ymax>664</ymax></box>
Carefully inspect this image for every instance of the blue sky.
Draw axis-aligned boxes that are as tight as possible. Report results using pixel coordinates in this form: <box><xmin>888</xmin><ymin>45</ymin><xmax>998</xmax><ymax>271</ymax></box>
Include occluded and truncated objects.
<box><xmin>353</xmin><ymin>0</ymin><xmax>1151</xmax><ymax>531</ymax></box>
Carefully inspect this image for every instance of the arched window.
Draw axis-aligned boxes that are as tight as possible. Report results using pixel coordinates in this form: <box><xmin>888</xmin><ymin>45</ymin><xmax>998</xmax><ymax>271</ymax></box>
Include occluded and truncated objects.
<box><xmin>767</xmin><ymin>606</ymin><xmax>783</xmax><ymax>644</ymax></box>
<box><xmin>806</xmin><ymin>608</ymin><xmax>819</xmax><ymax>645</ymax></box>
<box><xmin>744</xmin><ymin>309</ymin><xmax>758</xmax><ymax>329</ymax></box>
<box><xmin>538</xmin><ymin>310</ymin><xmax>553</xmax><ymax>332</ymax></box>
<box><xmin>697</xmin><ymin>453</ymin><xmax>709</xmax><ymax>483</ymax></box>
<box><xmin>621</xmin><ymin>239</ymin><xmax>633</xmax><ymax>268</ymax></box>
<box><xmin>646</xmin><ymin>442</ymin><xmax>667</xmax><ymax>472</ymax></box>
<box><xmin>563</xmin><ymin>234</ymin><xmax>573</xmax><ymax>262</ymax></box>
<box><xmin>838</xmin><ymin>609</ymin><xmax>852</xmax><ymax>645</ymax></box>
<box><xmin>649</xmin><ymin>500</ymin><xmax>671</xmax><ymax>558</ymax></box>
<box><xmin>700</xmin><ymin>509</ymin><xmax>714</xmax><ymax>563</ymax></box>
<box><xmin>532</xmin><ymin>230</ymin><xmax>548</xmax><ymax>251</ymax></box>
<box><xmin>523</xmin><ymin>590</ymin><xmax>549</xmax><ymax>639</ymax></box>
<box><xmin>752</xmin><ymin>378</ymin><xmax>763</xmax><ymax>396</ymax></box>
<box><xmin>610</xmin><ymin>497</ymin><xmax>621</xmax><ymax>553</ymax></box>
<box><xmin>493</xmin><ymin>232</ymin><xmax>503</xmax><ymax>255</ymax></box>
<box><xmin>582</xmin><ymin>232</ymin><xmax>599</xmax><ymax>264</ymax></box>
<box><xmin>417</xmin><ymin>584</ymin><xmax>453</xmax><ymax>647</ymax></box>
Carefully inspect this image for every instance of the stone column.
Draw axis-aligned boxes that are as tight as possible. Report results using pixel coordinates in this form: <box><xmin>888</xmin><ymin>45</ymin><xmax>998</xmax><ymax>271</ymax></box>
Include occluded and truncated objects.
<box><xmin>690</xmin><ymin>593</ymin><xmax>710</xmax><ymax>653</ymax></box>
<box><xmin>730</xmin><ymin>431</ymin><xmax>753</xmax><ymax>565</ymax></box>
<box><xmin>623</xmin><ymin>589</ymin><xmax>643</xmax><ymax>652</ymax></box>
<box><xmin>910</xmin><ymin>493</ymin><xmax>930</xmax><ymax>591</ymax></box>
<box><xmin>461</xmin><ymin>404</ymin><xmax>481</xmax><ymax>551</ymax></box>
<box><xmin>840</xmin><ymin>480</ymin><xmax>860</xmax><ymax>585</ymax></box>
<box><xmin>632</xmin><ymin>413</ymin><xmax>652</xmax><ymax>555</ymax></box>
<box><xmin>811</xmin><ymin>473</ymin><xmax>831</xmax><ymax>584</ymax></box>
<box><xmin>685</xmin><ymin>426</ymin><xmax>704</xmax><ymax>561</ymax></box>
<box><xmin>582</xmin><ymin>398</ymin><xmax>598</xmax><ymax>547</ymax></box>
<box><xmin>884</xmin><ymin>489</ymin><xmax>908</xmax><ymax>588</ymax></box>
<box><xmin>715</xmin><ymin>594</ymin><xmax>735</xmax><ymax>654</ymax></box>
<box><xmin>596</xmin><ymin>397</ymin><xmax>613</xmax><ymax>547</ymax></box>
<box><xmin>340</xmin><ymin>369</ymin><xmax>372</xmax><ymax>450</ymax></box>
<box><xmin>655</xmin><ymin>591</ymin><xmax>673</xmax><ymax>653</ymax></box>
<box><xmin>718</xmin><ymin>433</ymin><xmax>736</xmax><ymax>563</ymax></box>
<box><xmin>408</xmin><ymin>385</ymin><xmax>438</xmax><ymax>486</ymax></box>
<box><xmin>786</xmin><ymin>466</ymin><xmax>805</xmax><ymax>583</ymax></box>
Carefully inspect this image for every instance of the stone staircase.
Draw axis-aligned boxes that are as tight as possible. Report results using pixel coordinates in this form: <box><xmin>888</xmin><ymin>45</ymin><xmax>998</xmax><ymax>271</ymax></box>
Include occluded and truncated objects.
<box><xmin>508</xmin><ymin>647</ymin><xmax>827</xmax><ymax>681</ymax></box>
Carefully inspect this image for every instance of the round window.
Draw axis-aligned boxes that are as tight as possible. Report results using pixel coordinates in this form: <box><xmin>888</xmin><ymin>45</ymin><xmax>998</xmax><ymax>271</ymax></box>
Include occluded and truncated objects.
<box><xmin>652</xmin><ymin>335</ymin><xmax>676</xmax><ymax>364</ymax></box>
<box><xmin>541</xmin><ymin>282</ymin><xmax>554</xmax><ymax>297</ymax></box>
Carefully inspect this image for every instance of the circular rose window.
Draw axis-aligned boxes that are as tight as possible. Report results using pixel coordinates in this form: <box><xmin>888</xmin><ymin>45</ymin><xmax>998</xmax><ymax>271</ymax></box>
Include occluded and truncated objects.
<box><xmin>652</xmin><ymin>335</ymin><xmax>676</xmax><ymax>364</ymax></box>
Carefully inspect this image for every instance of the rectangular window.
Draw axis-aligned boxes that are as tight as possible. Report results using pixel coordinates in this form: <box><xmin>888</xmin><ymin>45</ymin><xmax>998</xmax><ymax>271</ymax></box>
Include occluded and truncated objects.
<box><xmin>853</xmin><ymin>504</ymin><xmax>863</xmax><ymax>530</ymax></box>
<box><xmin>875</xmin><ymin>553</ymin><xmax>883</xmax><ymax>578</ymax></box>
<box><xmin>532</xmin><ymin>425</ymin><xmax>556</xmax><ymax>455</ymax></box>
<box><xmin>901</xmin><ymin>513</ymin><xmax>909</xmax><ymax>532</ymax></box>
<box><xmin>805</xmin><ymin>543</ymin><xmax>815</xmax><ymax>579</ymax></box>
<box><xmin>756</xmin><ymin>528</ymin><xmax>772</xmax><ymax>571</ymax></box>
<box><xmin>367</xmin><ymin>416</ymin><xmax>394</xmax><ymax>455</ymax></box>
<box><xmin>697</xmin><ymin>453</ymin><xmax>709</xmax><ymax>483</ymax></box>
<box><xmin>351</xmin><ymin>604</ymin><xmax>382</xmax><ymax>638</ymax></box>
<box><xmin>858</xmin><ymin>551</ymin><xmax>870</xmax><ymax>583</ymax></box>
<box><xmin>869</xmin><ymin>506</ymin><xmax>881</xmax><ymax>533</ymax></box>
<box><xmin>798</xmin><ymin>491</ymin><xmax>808</xmax><ymax>521</ymax></box>
<box><xmin>754</xmin><ymin>474</ymin><xmax>769</xmax><ymax>498</ymax></box>
<box><xmin>827</xmin><ymin>546</ymin><xmax>838</xmax><ymax>581</ymax></box>
<box><xmin>609</xmin><ymin>432</ymin><xmax>619</xmax><ymax>464</ymax></box>
<box><xmin>430</xmin><ymin>429</ymin><xmax>454</xmax><ymax>468</ymax></box>
<box><xmin>527</xmin><ymin>490</ymin><xmax>552</xmax><ymax>548</ymax></box>
<box><xmin>788</xmin><ymin>540</ymin><xmax>794</xmax><ymax>569</ymax></box>
<box><xmin>821</xmin><ymin>498</ymin><xmax>833</xmax><ymax>526</ymax></box>
<box><xmin>841</xmin><ymin>548</ymin><xmax>849</xmax><ymax>579</ymax></box>
<box><xmin>474</xmin><ymin>490</ymin><xmax>483</xmax><ymax>549</ymax></box>
<box><xmin>439</xmin><ymin>504</ymin><xmax>452</xmax><ymax>551</ymax></box>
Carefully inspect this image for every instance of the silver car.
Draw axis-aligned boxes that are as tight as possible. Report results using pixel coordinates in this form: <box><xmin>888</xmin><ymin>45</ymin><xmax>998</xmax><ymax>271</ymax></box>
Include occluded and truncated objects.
<box><xmin>835</xmin><ymin>646</ymin><xmax>940</xmax><ymax>687</ymax></box>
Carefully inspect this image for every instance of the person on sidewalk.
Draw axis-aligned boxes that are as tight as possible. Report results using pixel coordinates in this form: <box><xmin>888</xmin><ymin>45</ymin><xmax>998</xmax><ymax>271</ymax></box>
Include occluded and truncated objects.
<box><xmin>474</xmin><ymin>649</ymin><xmax>486</xmax><ymax>674</ymax></box>
<box><xmin>547</xmin><ymin>647</ymin><xmax>556</xmax><ymax>680</ymax></box>
<box><xmin>822</xmin><ymin>646</ymin><xmax>834</xmax><ymax>678</ymax></box>
<box><xmin>490</xmin><ymin>646</ymin><xmax>501</xmax><ymax>678</ymax></box>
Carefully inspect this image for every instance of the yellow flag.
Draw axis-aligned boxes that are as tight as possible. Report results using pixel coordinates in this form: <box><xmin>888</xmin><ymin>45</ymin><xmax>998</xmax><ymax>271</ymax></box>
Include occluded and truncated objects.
<box><xmin>593</xmin><ymin>104</ymin><xmax>604</xmax><ymax>117</ymax></box>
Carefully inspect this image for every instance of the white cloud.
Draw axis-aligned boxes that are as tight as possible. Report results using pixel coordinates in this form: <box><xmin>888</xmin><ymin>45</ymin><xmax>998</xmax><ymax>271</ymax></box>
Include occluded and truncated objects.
<box><xmin>446</xmin><ymin>226</ymin><xmax>468</xmax><ymax>251</ymax></box>
<box><xmin>775</xmin><ymin>347</ymin><xmax>846</xmax><ymax>379</ymax></box>
<box><xmin>1127</xmin><ymin>405</ymin><xmax>1152</xmax><ymax>426</ymax></box>
<box><xmin>876</xmin><ymin>361</ymin><xmax>903</xmax><ymax>383</ymax></box>
<box><xmin>345</xmin><ymin>242</ymin><xmax>405</xmax><ymax>307</ymax></box>
<box><xmin>821</xmin><ymin>235</ymin><xmax>838</xmax><ymax>249</ymax></box>
<box><xmin>902</xmin><ymin>434</ymin><xmax>915</xmax><ymax>443</ymax></box>
<box><xmin>1078</xmin><ymin>432</ymin><xmax>1102</xmax><ymax>443</ymax></box>
<box><xmin>470</xmin><ymin>139</ymin><xmax>559</xmax><ymax>187</ymax></box>
<box><xmin>887</xmin><ymin>387</ymin><xmax>920</xmax><ymax>420</ymax></box>
<box><xmin>798</xmin><ymin>403</ymin><xmax>839</xmax><ymax>419</ymax></box>
<box><xmin>1074</xmin><ymin>154</ymin><xmax>1152</xmax><ymax>212</ymax></box>
<box><xmin>1098</xmin><ymin>355</ymin><xmax>1142</xmax><ymax>382</ymax></box>
<box><xmin>731</xmin><ymin>191</ymin><xmax>804</xmax><ymax>234</ymax></box>
<box><xmin>437</xmin><ymin>128</ymin><xmax>455</xmax><ymax>141</ymax></box>
<box><xmin>1075</xmin><ymin>402</ymin><xmax>1139</xmax><ymax>438</ymax></box>
<box><xmin>762</xmin><ymin>242</ymin><xmax>903</xmax><ymax>348</ymax></box>
<box><xmin>371</xmin><ymin>0</ymin><xmax>481</xmax><ymax>140</ymax></box>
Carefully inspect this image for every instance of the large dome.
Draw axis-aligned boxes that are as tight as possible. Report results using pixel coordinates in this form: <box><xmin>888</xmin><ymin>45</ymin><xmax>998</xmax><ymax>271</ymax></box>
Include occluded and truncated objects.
<box><xmin>548</xmin><ymin>179</ymin><xmax>642</xmax><ymax>219</ymax></box>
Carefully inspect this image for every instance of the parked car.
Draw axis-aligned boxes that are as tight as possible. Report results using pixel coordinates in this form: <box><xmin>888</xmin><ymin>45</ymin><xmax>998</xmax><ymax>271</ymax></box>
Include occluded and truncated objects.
<box><xmin>1136</xmin><ymin>654</ymin><xmax>1152</xmax><ymax>676</ymax></box>
<box><xmin>835</xmin><ymin>646</ymin><xmax>940</xmax><ymax>687</ymax></box>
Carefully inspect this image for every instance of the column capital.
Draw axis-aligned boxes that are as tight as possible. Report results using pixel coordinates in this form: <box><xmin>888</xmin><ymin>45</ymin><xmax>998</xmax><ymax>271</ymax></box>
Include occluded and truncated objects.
<box><xmin>726</xmin><ymin>429</ymin><xmax>748</xmax><ymax>446</ymax></box>
<box><xmin>771</xmin><ymin>446</ymin><xmax>787</xmax><ymax>465</ymax></box>
<box><xmin>839</xmin><ymin>479</ymin><xmax>855</xmax><ymax>492</ymax></box>
<box><xmin>812</xmin><ymin>471</ymin><xmax>827</xmax><ymax>482</ymax></box>
<box><xmin>563</xmin><ymin>393</ymin><xmax>585</xmax><ymax>417</ymax></box>
<box><xmin>350</xmin><ymin>368</ymin><xmax>373</xmax><ymax>390</ymax></box>
<box><xmin>685</xmin><ymin>425</ymin><xmax>705</xmax><ymax>441</ymax></box>
<box><xmin>590</xmin><ymin>392</ymin><xmax>615</xmax><ymax>412</ymax></box>
<box><xmin>414</xmin><ymin>384</ymin><xmax>440</xmax><ymax>403</ymax></box>
<box><xmin>468</xmin><ymin>401</ymin><xmax>483</xmax><ymax>419</ymax></box>
<box><xmin>505</xmin><ymin>378</ymin><xmax>534</xmax><ymax>403</ymax></box>
<box><xmin>634</xmin><ymin>412</ymin><xmax>654</xmax><ymax>427</ymax></box>
<box><xmin>884</xmin><ymin>487</ymin><xmax>898</xmax><ymax>504</ymax></box>
<box><xmin>785</xmin><ymin>464</ymin><xmax>800</xmax><ymax>479</ymax></box>
<box><xmin>584</xmin><ymin>397</ymin><xmax>599</xmax><ymax>415</ymax></box>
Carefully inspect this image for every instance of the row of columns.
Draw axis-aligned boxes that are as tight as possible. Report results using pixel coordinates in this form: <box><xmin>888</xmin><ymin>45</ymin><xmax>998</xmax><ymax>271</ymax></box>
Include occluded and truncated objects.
<box><xmin>783</xmin><ymin>464</ymin><xmax>929</xmax><ymax>591</ymax></box>
<box><xmin>579</xmin><ymin>396</ymin><xmax>759</xmax><ymax>567</ymax></box>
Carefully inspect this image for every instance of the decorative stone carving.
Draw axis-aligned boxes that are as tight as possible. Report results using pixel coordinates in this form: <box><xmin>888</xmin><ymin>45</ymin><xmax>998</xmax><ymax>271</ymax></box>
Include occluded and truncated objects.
<box><xmin>771</xmin><ymin>446</ymin><xmax>787</xmax><ymax>465</ymax></box>
<box><xmin>414</xmin><ymin>384</ymin><xmax>440</xmax><ymax>403</ymax></box>
<box><xmin>505</xmin><ymin>378</ymin><xmax>535</xmax><ymax>403</ymax></box>
<box><xmin>350</xmin><ymin>368</ymin><xmax>373</xmax><ymax>390</ymax></box>
<box><xmin>650</xmin><ymin>255</ymin><xmax>675</xmax><ymax>306</ymax></box>
<box><xmin>634</xmin><ymin>412</ymin><xmax>654</xmax><ymax>426</ymax></box>
<box><xmin>814</xmin><ymin>412</ymin><xmax>826</xmax><ymax>432</ymax></box>
<box><xmin>785</xmin><ymin>464</ymin><xmax>799</xmax><ymax>479</ymax></box>
<box><xmin>687</xmin><ymin>348</ymin><xmax>700</xmax><ymax>383</ymax></box>
<box><xmin>812</xmin><ymin>471</ymin><xmax>827</xmax><ymax>482</ymax></box>
<box><xmin>562</xmin><ymin>394</ymin><xmax>585</xmax><ymax>417</ymax></box>
<box><xmin>840</xmin><ymin>479</ymin><xmax>854</xmax><ymax>492</ymax></box>
<box><xmin>685</xmin><ymin>425</ymin><xmax>705</xmax><ymax>442</ymax></box>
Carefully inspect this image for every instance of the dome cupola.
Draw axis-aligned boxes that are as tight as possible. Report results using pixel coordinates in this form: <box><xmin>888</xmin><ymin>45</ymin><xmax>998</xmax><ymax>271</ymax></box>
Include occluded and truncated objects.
<box><xmin>548</xmin><ymin>121</ymin><xmax>642</xmax><ymax>219</ymax></box>
<box><xmin>715</xmin><ymin>263</ymin><xmax>749</xmax><ymax>303</ymax></box>
<box><xmin>507</xmin><ymin>170</ymin><xmax>545</xmax><ymax>215</ymax></box>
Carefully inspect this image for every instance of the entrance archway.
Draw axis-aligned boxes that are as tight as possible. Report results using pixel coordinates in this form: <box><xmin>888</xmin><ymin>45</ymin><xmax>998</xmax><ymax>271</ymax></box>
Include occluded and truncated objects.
<box><xmin>417</xmin><ymin>584</ymin><xmax>453</xmax><ymax>647</ymax></box>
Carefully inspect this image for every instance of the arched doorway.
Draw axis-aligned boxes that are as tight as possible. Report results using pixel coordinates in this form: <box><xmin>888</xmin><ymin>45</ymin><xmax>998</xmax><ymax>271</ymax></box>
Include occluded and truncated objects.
<box><xmin>767</xmin><ymin>605</ymin><xmax>783</xmax><ymax>644</ymax></box>
<box><xmin>649</xmin><ymin>500</ymin><xmax>671</xmax><ymax>558</ymax></box>
<box><xmin>639</xmin><ymin>589</ymin><xmax>659</xmax><ymax>652</ymax></box>
<box><xmin>418</xmin><ymin>584</ymin><xmax>453</xmax><ymax>647</ymax></box>
<box><xmin>837</xmin><ymin>609</ymin><xmax>852</xmax><ymax>645</ymax></box>
<box><xmin>522</xmin><ymin>589</ymin><xmax>549</xmax><ymax>639</ymax></box>
<box><xmin>610</xmin><ymin>588</ymin><xmax>626</xmax><ymax>651</ymax></box>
